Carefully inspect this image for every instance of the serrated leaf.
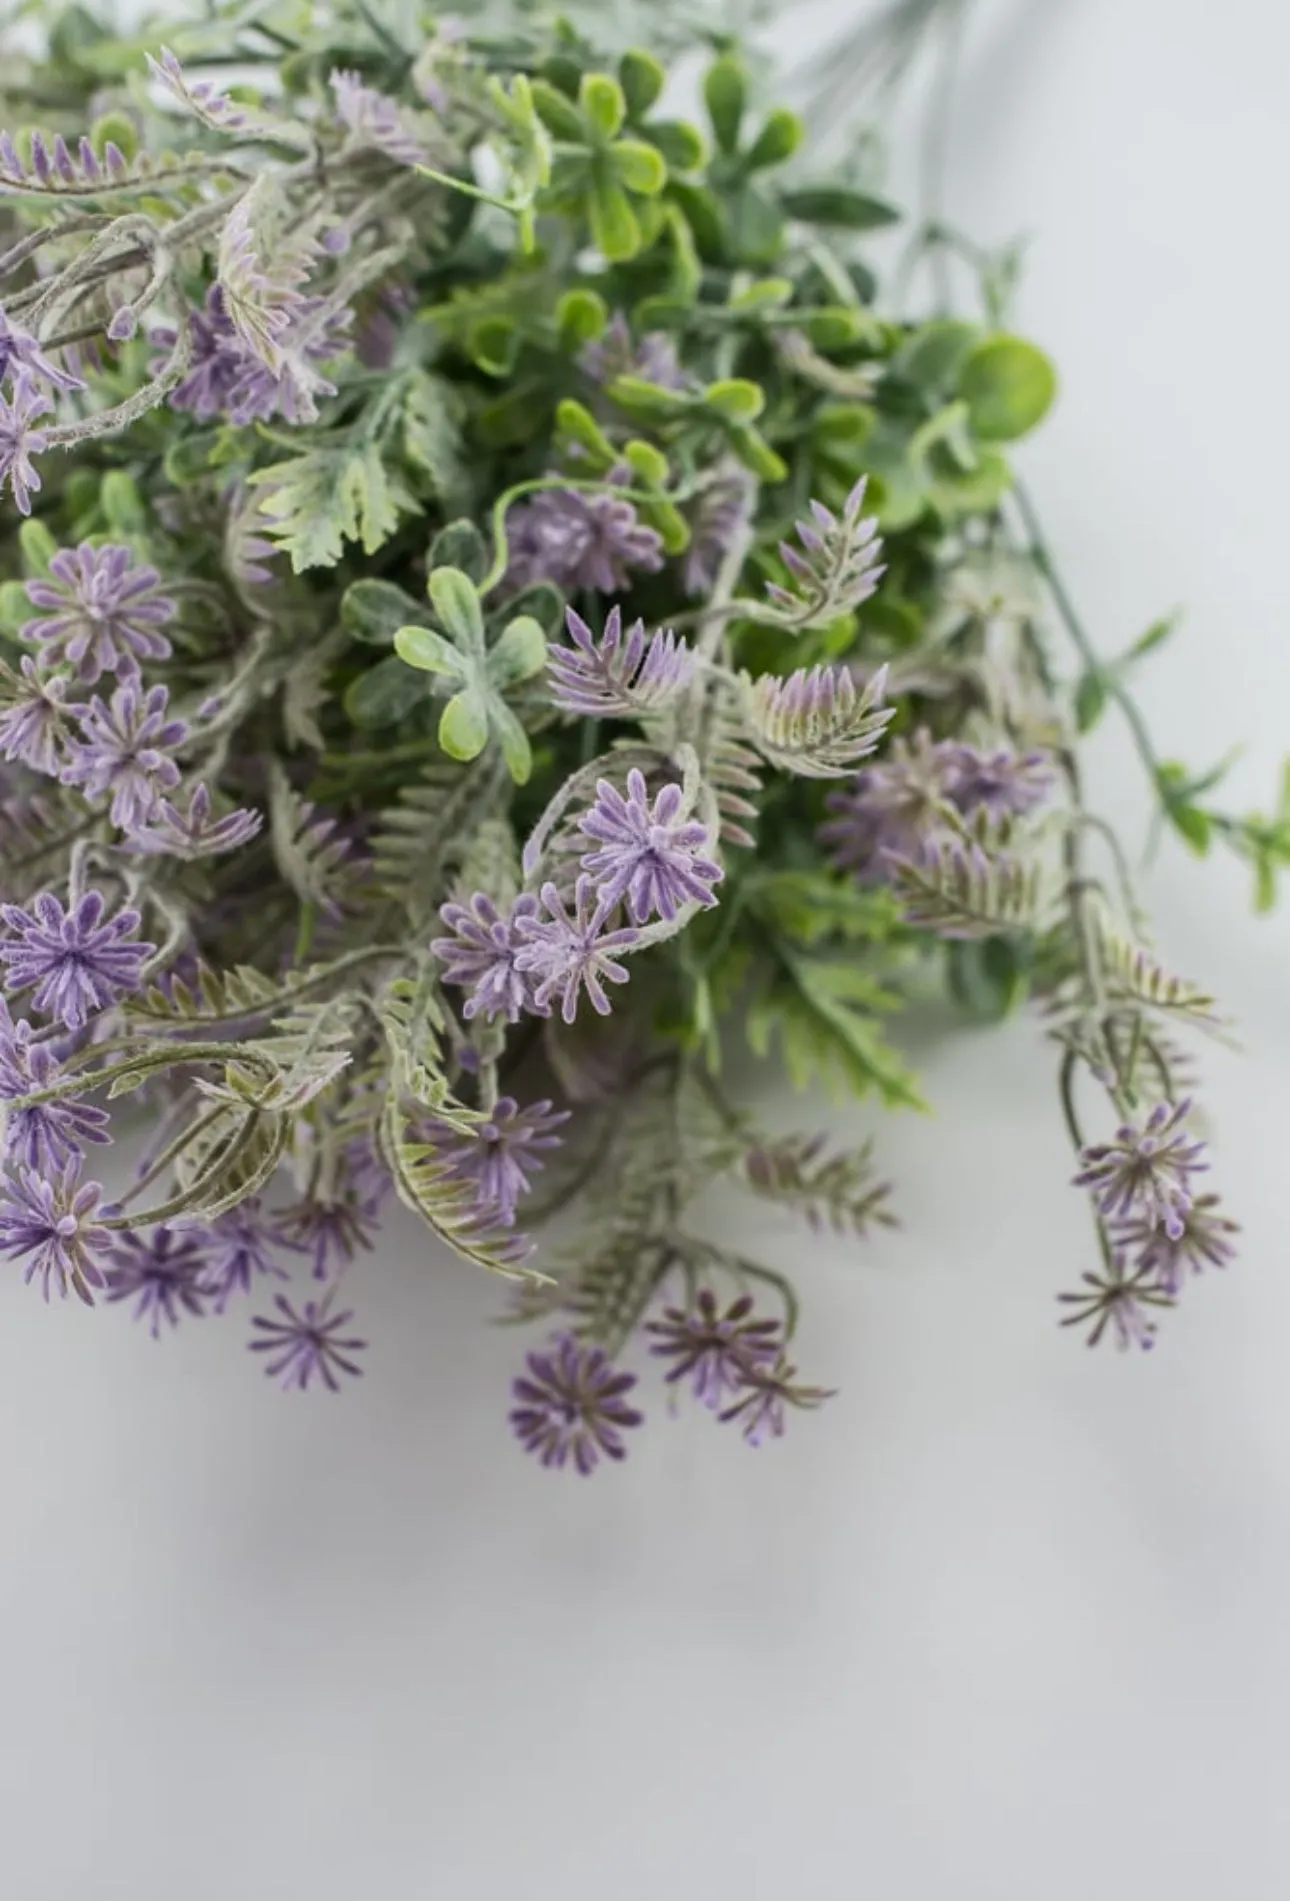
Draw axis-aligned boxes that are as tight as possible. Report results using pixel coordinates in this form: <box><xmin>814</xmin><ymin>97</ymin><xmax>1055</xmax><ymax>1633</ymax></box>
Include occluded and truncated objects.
<box><xmin>250</xmin><ymin>438</ymin><xmax>406</xmax><ymax>571</ymax></box>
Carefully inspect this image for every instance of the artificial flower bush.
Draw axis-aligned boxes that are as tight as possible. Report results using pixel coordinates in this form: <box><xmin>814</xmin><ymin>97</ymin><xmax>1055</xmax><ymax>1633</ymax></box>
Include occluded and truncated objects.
<box><xmin>0</xmin><ymin>0</ymin><xmax>1277</xmax><ymax>1469</ymax></box>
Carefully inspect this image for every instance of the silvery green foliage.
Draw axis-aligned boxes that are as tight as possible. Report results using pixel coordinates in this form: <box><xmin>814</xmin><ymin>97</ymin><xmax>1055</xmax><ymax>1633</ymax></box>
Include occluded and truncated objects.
<box><xmin>0</xmin><ymin>0</ymin><xmax>1266</xmax><ymax>1444</ymax></box>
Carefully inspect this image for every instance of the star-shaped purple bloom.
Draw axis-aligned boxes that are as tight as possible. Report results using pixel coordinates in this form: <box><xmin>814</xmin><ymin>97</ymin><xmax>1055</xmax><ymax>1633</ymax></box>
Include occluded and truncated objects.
<box><xmin>505</xmin><ymin>476</ymin><xmax>664</xmax><ymax>596</ymax></box>
<box><xmin>0</xmin><ymin>308</ymin><xmax>86</xmax><ymax>394</ymax></box>
<box><xmin>0</xmin><ymin>1163</ymin><xmax>111</xmax><ymax>1303</ymax></box>
<box><xmin>105</xmin><ymin>1225</ymin><xmax>212</xmax><ymax>1337</ymax></box>
<box><xmin>647</xmin><ymin>1291</ymin><xmax>781</xmax><ymax>1411</ymax></box>
<box><xmin>23</xmin><ymin>542</ymin><xmax>175</xmax><ymax>683</ymax></box>
<box><xmin>185</xmin><ymin>1199</ymin><xmax>291</xmax><ymax>1313</ymax></box>
<box><xmin>420</xmin><ymin>1096</ymin><xmax>569</xmax><ymax>1228</ymax></box>
<box><xmin>510</xmin><ymin>1333</ymin><xmax>643</xmax><ymax>1473</ymax></box>
<box><xmin>0</xmin><ymin>656</ymin><xmax>70</xmax><ymax>776</ymax></box>
<box><xmin>577</xmin><ymin>768</ymin><xmax>723</xmax><ymax>924</ymax></box>
<box><xmin>0</xmin><ymin>371</ymin><xmax>52</xmax><ymax>516</ymax></box>
<box><xmin>63</xmin><ymin>682</ymin><xmax>188</xmax><ymax>830</ymax></box>
<box><xmin>123</xmin><ymin>781</ymin><xmax>263</xmax><ymax>858</ymax></box>
<box><xmin>273</xmin><ymin>1142</ymin><xmax>389</xmax><ymax>1280</ymax></box>
<box><xmin>1073</xmin><ymin>1099</ymin><xmax>1208</xmax><ymax>1242</ymax></box>
<box><xmin>0</xmin><ymin>999</ymin><xmax>111</xmax><ymax>1171</ymax></box>
<box><xmin>250</xmin><ymin>1294</ymin><xmax>367</xmax><ymax>1392</ymax></box>
<box><xmin>0</xmin><ymin>889</ymin><xmax>153</xmax><ymax>1029</ymax></box>
<box><xmin>431</xmin><ymin>891</ymin><xmax>546</xmax><ymax>1023</ymax></box>
<box><xmin>514</xmin><ymin>875</ymin><xmax>641</xmax><ymax>1023</ymax></box>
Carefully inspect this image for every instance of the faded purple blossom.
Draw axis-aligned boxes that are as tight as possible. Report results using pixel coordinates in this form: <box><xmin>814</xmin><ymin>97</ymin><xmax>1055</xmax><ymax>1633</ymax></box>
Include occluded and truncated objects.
<box><xmin>1074</xmin><ymin>1100</ymin><xmax>1208</xmax><ymax>1241</ymax></box>
<box><xmin>0</xmin><ymin>1000</ymin><xmax>111</xmax><ymax>1171</ymax></box>
<box><xmin>0</xmin><ymin>656</ymin><xmax>70</xmax><ymax>775</ymax></box>
<box><xmin>577</xmin><ymin>769</ymin><xmax>723</xmax><ymax>924</ymax></box>
<box><xmin>155</xmin><ymin>285</ymin><xmax>352</xmax><ymax>428</ymax></box>
<box><xmin>125</xmin><ymin>781</ymin><xmax>263</xmax><ymax>858</ymax></box>
<box><xmin>23</xmin><ymin>543</ymin><xmax>175</xmax><ymax>683</ymax></box>
<box><xmin>1058</xmin><ymin>1256</ymin><xmax>1172</xmax><ymax>1350</ymax></box>
<box><xmin>105</xmin><ymin>1225</ymin><xmax>212</xmax><ymax>1336</ymax></box>
<box><xmin>147</xmin><ymin>47</ymin><xmax>250</xmax><ymax>130</ymax></box>
<box><xmin>579</xmin><ymin>313</ymin><xmax>686</xmax><ymax>392</ymax></box>
<box><xmin>505</xmin><ymin>475</ymin><xmax>664</xmax><ymax>596</ymax></box>
<box><xmin>0</xmin><ymin>890</ymin><xmax>152</xmax><ymax>1030</ymax></box>
<box><xmin>330</xmin><ymin>69</ymin><xmax>433</xmax><ymax>167</ymax></box>
<box><xmin>510</xmin><ymin>1333</ymin><xmax>643</xmax><ymax>1473</ymax></box>
<box><xmin>0</xmin><ymin>371</ymin><xmax>51</xmax><ymax>516</ymax></box>
<box><xmin>419</xmin><ymin>1097</ymin><xmax>569</xmax><ymax>1228</ymax></box>
<box><xmin>943</xmin><ymin>744</ymin><xmax>1055</xmax><ymax>821</ymax></box>
<box><xmin>188</xmin><ymin>1199</ymin><xmax>290</xmax><ymax>1313</ymax></box>
<box><xmin>717</xmin><ymin>1350</ymin><xmax>834</xmax><ymax>1445</ymax></box>
<box><xmin>514</xmin><ymin>875</ymin><xmax>641</xmax><ymax>1023</ymax></box>
<box><xmin>682</xmin><ymin>466</ymin><xmax>755</xmax><ymax>599</ymax></box>
<box><xmin>0</xmin><ymin>1163</ymin><xmax>110</xmax><ymax>1302</ymax></box>
<box><xmin>819</xmin><ymin>729</ymin><xmax>962</xmax><ymax>881</ymax></box>
<box><xmin>765</xmin><ymin>478</ymin><xmax>885</xmax><ymax>627</ymax></box>
<box><xmin>547</xmin><ymin>604</ymin><xmax>694</xmax><ymax>718</ymax></box>
<box><xmin>647</xmin><ymin>1291</ymin><xmax>781</xmax><ymax>1411</ymax></box>
<box><xmin>274</xmin><ymin>1143</ymin><xmax>389</xmax><ymax>1280</ymax></box>
<box><xmin>432</xmin><ymin>892</ymin><xmax>546</xmax><ymax>1024</ymax></box>
<box><xmin>250</xmin><ymin>1293</ymin><xmax>367</xmax><ymax>1392</ymax></box>
<box><xmin>0</xmin><ymin>308</ymin><xmax>86</xmax><ymax>394</ymax></box>
<box><xmin>63</xmin><ymin>682</ymin><xmax>188</xmax><ymax>830</ymax></box>
<box><xmin>1110</xmin><ymin>1192</ymin><xmax>1239</xmax><ymax>1297</ymax></box>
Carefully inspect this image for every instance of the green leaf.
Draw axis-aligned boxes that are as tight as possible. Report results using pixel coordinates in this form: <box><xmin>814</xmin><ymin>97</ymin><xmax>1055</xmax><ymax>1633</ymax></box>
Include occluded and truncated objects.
<box><xmin>428</xmin><ymin>519</ymin><xmax>489</xmax><ymax>584</ymax></box>
<box><xmin>439</xmin><ymin>687</ymin><xmax>491</xmax><ymax>761</ymax></box>
<box><xmin>780</xmin><ymin>185</ymin><xmax>900</xmax><ymax>229</ymax></box>
<box><xmin>342</xmin><ymin>578</ymin><xmax>430</xmax><ymax>647</ymax></box>
<box><xmin>1165</xmin><ymin>802</ymin><xmax>1212</xmax><ymax>855</ymax></box>
<box><xmin>1074</xmin><ymin>669</ymin><xmax>1107</xmax><ymax>733</ymax></box>
<box><xmin>0</xmin><ymin>580</ymin><xmax>31</xmax><ymax>630</ymax></box>
<box><xmin>580</xmin><ymin>72</ymin><xmax>627</xmax><ymax>142</ymax></box>
<box><xmin>745</xmin><ymin>108</ymin><xmax>803</xmax><ymax>170</ymax></box>
<box><xmin>100</xmin><ymin>470</ymin><xmax>145</xmax><ymax>533</ymax></box>
<box><xmin>619</xmin><ymin>49</ymin><xmax>665</xmax><ymax>118</ymax></box>
<box><xmin>746</xmin><ymin>954</ymin><xmax>926</xmax><ymax>1109</ymax></box>
<box><xmin>645</xmin><ymin>118</ymin><xmax>706</xmax><ymax>172</ymax></box>
<box><xmin>702</xmin><ymin>377</ymin><xmax>765</xmax><ymax>423</ymax></box>
<box><xmin>428</xmin><ymin>566</ymin><xmax>485</xmax><ymax>652</ymax></box>
<box><xmin>250</xmin><ymin>439</ymin><xmax>405</xmax><ymax>571</ymax></box>
<box><xmin>394</xmin><ymin>625</ymin><xmax>463</xmax><ymax>678</ymax></box>
<box><xmin>556</xmin><ymin>287</ymin><xmax>608</xmax><ymax>348</ymax></box>
<box><xmin>488</xmin><ymin>615</ymin><xmax>547</xmax><ymax>688</ymax></box>
<box><xmin>18</xmin><ymin>518</ymin><xmax>59</xmax><ymax>576</ymax></box>
<box><xmin>725</xmin><ymin>180</ymin><xmax>784</xmax><ymax>264</ymax></box>
<box><xmin>1125</xmin><ymin>610</ymin><xmax>1181</xmax><ymax>663</ymax></box>
<box><xmin>728</xmin><ymin>423</ymin><xmax>788</xmax><ymax>483</ymax></box>
<box><xmin>958</xmin><ymin>335</ymin><xmax>1058</xmax><ymax>442</ymax></box>
<box><xmin>946</xmin><ymin>937</ymin><xmax>1031</xmax><ymax>1022</ymax></box>
<box><xmin>610</xmin><ymin>138</ymin><xmax>667</xmax><ymax>195</ymax></box>
<box><xmin>893</xmin><ymin>319</ymin><xmax>980</xmax><ymax>394</ymax></box>
<box><xmin>589</xmin><ymin>178</ymin><xmax>641</xmax><ymax>260</ymax></box>
<box><xmin>556</xmin><ymin>397</ymin><xmax>616</xmax><ymax>467</ymax></box>
<box><xmin>345</xmin><ymin>654</ymin><xmax>432</xmax><ymax>728</ymax></box>
<box><xmin>704</xmin><ymin>54</ymin><xmax>746</xmax><ymax>154</ymax></box>
<box><xmin>529</xmin><ymin>78</ymin><xmax>585</xmax><ymax>141</ymax></box>
<box><xmin>491</xmin><ymin>701</ymin><xmax>534</xmax><ymax>784</ymax></box>
<box><xmin>750</xmin><ymin>871</ymin><xmax>904</xmax><ymax>946</ymax></box>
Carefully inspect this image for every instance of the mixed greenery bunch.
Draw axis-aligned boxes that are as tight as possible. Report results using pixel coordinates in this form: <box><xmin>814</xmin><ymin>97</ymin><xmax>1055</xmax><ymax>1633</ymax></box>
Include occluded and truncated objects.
<box><xmin>0</xmin><ymin>0</ymin><xmax>1276</xmax><ymax>1466</ymax></box>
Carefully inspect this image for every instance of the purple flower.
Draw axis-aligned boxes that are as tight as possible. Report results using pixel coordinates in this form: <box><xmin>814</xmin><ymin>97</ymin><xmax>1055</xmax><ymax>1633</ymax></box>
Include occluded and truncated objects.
<box><xmin>510</xmin><ymin>1333</ymin><xmax>643</xmax><ymax>1473</ymax></box>
<box><xmin>1109</xmin><ymin>1192</ymin><xmax>1239</xmax><ymax>1297</ymax></box>
<box><xmin>944</xmin><ymin>745</ymin><xmax>1055</xmax><ymax>821</ymax></box>
<box><xmin>63</xmin><ymin>682</ymin><xmax>188</xmax><ymax>830</ymax></box>
<box><xmin>0</xmin><ymin>656</ymin><xmax>70</xmax><ymax>775</ymax></box>
<box><xmin>1073</xmin><ymin>1100</ymin><xmax>1208</xmax><ymax>1241</ymax></box>
<box><xmin>23</xmin><ymin>543</ymin><xmax>175</xmax><ymax>683</ymax></box>
<box><xmin>505</xmin><ymin>476</ymin><xmax>664</xmax><ymax>596</ymax></box>
<box><xmin>0</xmin><ymin>308</ymin><xmax>85</xmax><ymax>394</ymax></box>
<box><xmin>124</xmin><ymin>781</ymin><xmax>263</xmax><ymax>858</ymax></box>
<box><xmin>765</xmin><ymin>479</ymin><xmax>886</xmax><ymax>628</ymax></box>
<box><xmin>0</xmin><ymin>890</ymin><xmax>153</xmax><ymax>1029</ymax></box>
<box><xmin>0</xmin><ymin>1163</ymin><xmax>110</xmax><ymax>1303</ymax></box>
<box><xmin>579</xmin><ymin>313</ymin><xmax>686</xmax><ymax>392</ymax></box>
<box><xmin>155</xmin><ymin>285</ymin><xmax>352</xmax><ymax>428</ymax></box>
<box><xmin>188</xmin><ymin>1199</ymin><xmax>290</xmax><ymax>1313</ymax></box>
<box><xmin>330</xmin><ymin>69</ymin><xmax>433</xmax><ymax>167</ymax></box>
<box><xmin>682</xmin><ymin>466</ymin><xmax>755</xmax><ymax>599</ymax></box>
<box><xmin>514</xmin><ymin>875</ymin><xmax>641</xmax><ymax>1023</ymax></box>
<box><xmin>647</xmin><ymin>1291</ymin><xmax>781</xmax><ymax>1410</ymax></box>
<box><xmin>250</xmin><ymin>1293</ymin><xmax>367</xmax><ymax>1392</ymax></box>
<box><xmin>717</xmin><ymin>1351</ymin><xmax>834</xmax><ymax>1446</ymax></box>
<box><xmin>419</xmin><ymin>1097</ymin><xmax>569</xmax><ymax>1228</ymax></box>
<box><xmin>147</xmin><ymin>47</ymin><xmax>250</xmax><ymax>130</ymax></box>
<box><xmin>547</xmin><ymin>604</ymin><xmax>695</xmax><ymax>718</ymax></box>
<box><xmin>431</xmin><ymin>892</ymin><xmax>546</xmax><ymax>1024</ymax></box>
<box><xmin>274</xmin><ymin>1143</ymin><xmax>389</xmax><ymax>1280</ymax></box>
<box><xmin>0</xmin><ymin>1000</ymin><xmax>111</xmax><ymax>1171</ymax></box>
<box><xmin>0</xmin><ymin>371</ymin><xmax>51</xmax><ymax>516</ymax></box>
<box><xmin>577</xmin><ymin>768</ymin><xmax>723</xmax><ymax>924</ymax></box>
<box><xmin>105</xmin><ymin>1225</ymin><xmax>212</xmax><ymax>1336</ymax></box>
<box><xmin>1058</xmin><ymin>1256</ymin><xmax>1173</xmax><ymax>1350</ymax></box>
<box><xmin>819</xmin><ymin>730</ymin><xmax>962</xmax><ymax>881</ymax></box>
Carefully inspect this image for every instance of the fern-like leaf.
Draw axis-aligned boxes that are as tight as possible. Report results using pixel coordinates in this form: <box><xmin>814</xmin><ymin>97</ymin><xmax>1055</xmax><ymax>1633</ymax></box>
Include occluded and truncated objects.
<box><xmin>379</xmin><ymin>1096</ymin><xmax>537</xmax><ymax>1279</ymax></box>
<box><xmin>760</xmin><ymin>478</ymin><xmax>886</xmax><ymax>633</ymax></box>
<box><xmin>704</xmin><ymin>690</ymin><xmax>763</xmax><ymax>848</ymax></box>
<box><xmin>371</xmin><ymin>756</ymin><xmax>506</xmax><ymax>927</ymax></box>
<box><xmin>250</xmin><ymin>436</ymin><xmax>408</xmax><ymax>572</ymax></box>
<box><xmin>741</xmin><ymin>661</ymin><xmax>892</xmax><ymax>778</ymax></box>
<box><xmin>888</xmin><ymin>831</ymin><xmax>1039</xmax><ymax>940</ymax></box>
<box><xmin>746</xmin><ymin>952</ymin><xmax>926</xmax><ymax>1108</ymax></box>
<box><xmin>217</xmin><ymin>174</ymin><xmax>315</xmax><ymax>373</ymax></box>
<box><xmin>743</xmin><ymin>1132</ymin><xmax>897</xmax><ymax>1236</ymax></box>
<box><xmin>267</xmin><ymin>765</ymin><xmax>358</xmax><ymax>919</ymax></box>
<box><xmin>1098</xmin><ymin>924</ymin><xmax>1220</xmax><ymax>1026</ymax></box>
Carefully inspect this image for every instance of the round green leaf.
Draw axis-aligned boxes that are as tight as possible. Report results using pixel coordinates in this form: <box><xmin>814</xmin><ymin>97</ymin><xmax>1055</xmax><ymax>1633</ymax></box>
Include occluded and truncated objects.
<box><xmin>343</xmin><ymin>578</ymin><xmax>428</xmax><ymax>646</ymax></box>
<box><xmin>438</xmin><ymin>688</ymin><xmax>490</xmax><ymax>762</ymax></box>
<box><xmin>619</xmin><ymin>49</ymin><xmax>665</xmax><ymax>118</ymax></box>
<box><xmin>489</xmin><ymin>615</ymin><xmax>547</xmax><ymax>687</ymax></box>
<box><xmin>645</xmin><ymin>119</ymin><xmax>706</xmax><ymax>173</ymax></box>
<box><xmin>703</xmin><ymin>378</ymin><xmax>765</xmax><ymax>424</ymax></box>
<box><xmin>589</xmin><ymin>179</ymin><xmax>642</xmax><ymax>261</ymax></box>
<box><xmin>394</xmin><ymin>624</ymin><xmax>462</xmax><ymax>677</ymax></box>
<box><xmin>745</xmin><ymin>108</ymin><xmax>803</xmax><ymax>171</ymax></box>
<box><xmin>704</xmin><ymin>54</ymin><xmax>746</xmax><ymax>155</ymax></box>
<box><xmin>427</xmin><ymin>567</ymin><xmax>485</xmax><ymax>651</ymax></box>
<box><xmin>580</xmin><ymin>72</ymin><xmax>627</xmax><ymax>142</ymax></box>
<box><xmin>958</xmin><ymin>336</ymin><xmax>1058</xmax><ymax>442</ymax></box>
<box><xmin>345</xmin><ymin>655</ymin><xmax>432</xmax><ymax>728</ymax></box>
<box><xmin>610</xmin><ymin>138</ymin><xmax>667</xmax><ymax>195</ymax></box>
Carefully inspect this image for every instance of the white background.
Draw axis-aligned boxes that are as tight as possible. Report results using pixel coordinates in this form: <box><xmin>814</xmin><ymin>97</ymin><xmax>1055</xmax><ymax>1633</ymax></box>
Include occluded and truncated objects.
<box><xmin>3</xmin><ymin>2</ymin><xmax>1290</xmax><ymax>1895</ymax></box>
